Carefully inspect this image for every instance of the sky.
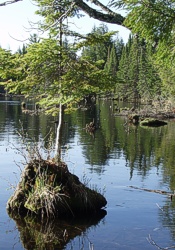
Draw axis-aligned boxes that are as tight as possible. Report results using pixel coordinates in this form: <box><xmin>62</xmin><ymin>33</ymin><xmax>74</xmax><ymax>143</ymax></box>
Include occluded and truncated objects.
<box><xmin>0</xmin><ymin>0</ymin><xmax>130</xmax><ymax>52</ymax></box>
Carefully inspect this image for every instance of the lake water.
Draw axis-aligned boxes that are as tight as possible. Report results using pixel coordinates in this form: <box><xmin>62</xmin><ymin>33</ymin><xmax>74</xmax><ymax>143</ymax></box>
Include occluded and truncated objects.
<box><xmin>1</xmin><ymin>96</ymin><xmax>175</xmax><ymax>249</ymax></box>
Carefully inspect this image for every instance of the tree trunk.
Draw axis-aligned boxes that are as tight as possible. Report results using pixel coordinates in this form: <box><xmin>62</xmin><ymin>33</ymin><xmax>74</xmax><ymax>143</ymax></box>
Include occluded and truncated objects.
<box><xmin>54</xmin><ymin>103</ymin><xmax>63</xmax><ymax>161</ymax></box>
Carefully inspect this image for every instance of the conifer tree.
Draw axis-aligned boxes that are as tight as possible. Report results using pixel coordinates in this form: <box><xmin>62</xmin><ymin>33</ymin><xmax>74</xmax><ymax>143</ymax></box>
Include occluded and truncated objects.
<box><xmin>81</xmin><ymin>24</ymin><xmax>114</xmax><ymax>68</ymax></box>
<box><xmin>116</xmin><ymin>35</ymin><xmax>161</xmax><ymax>101</ymax></box>
<box><xmin>17</xmin><ymin>44</ymin><xmax>27</xmax><ymax>55</ymax></box>
<box><xmin>0</xmin><ymin>0</ymin><xmax>116</xmax><ymax>159</ymax></box>
<box><xmin>114</xmin><ymin>37</ymin><xmax>124</xmax><ymax>60</ymax></box>
<box><xmin>104</xmin><ymin>43</ymin><xmax>118</xmax><ymax>77</ymax></box>
<box><xmin>138</xmin><ymin>42</ymin><xmax>162</xmax><ymax>100</ymax></box>
<box><xmin>116</xmin><ymin>42</ymin><xmax>131</xmax><ymax>99</ymax></box>
<box><xmin>127</xmin><ymin>35</ymin><xmax>140</xmax><ymax>100</ymax></box>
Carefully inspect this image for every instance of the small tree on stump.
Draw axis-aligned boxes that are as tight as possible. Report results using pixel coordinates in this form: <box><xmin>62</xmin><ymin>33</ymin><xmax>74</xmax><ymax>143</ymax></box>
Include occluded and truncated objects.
<box><xmin>0</xmin><ymin>0</ymin><xmax>113</xmax><ymax>219</ymax></box>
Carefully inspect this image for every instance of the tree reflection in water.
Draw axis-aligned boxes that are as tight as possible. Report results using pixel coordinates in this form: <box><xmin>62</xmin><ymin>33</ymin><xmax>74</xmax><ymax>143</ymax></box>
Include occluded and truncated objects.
<box><xmin>8</xmin><ymin>210</ymin><xmax>106</xmax><ymax>250</ymax></box>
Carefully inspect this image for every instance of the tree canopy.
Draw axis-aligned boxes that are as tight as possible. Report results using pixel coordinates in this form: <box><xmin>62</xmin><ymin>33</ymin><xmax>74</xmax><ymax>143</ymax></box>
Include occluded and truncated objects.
<box><xmin>0</xmin><ymin>0</ymin><xmax>117</xmax><ymax>115</ymax></box>
<box><xmin>1</xmin><ymin>0</ymin><xmax>175</xmax><ymax>58</ymax></box>
<box><xmin>1</xmin><ymin>0</ymin><xmax>175</xmax><ymax>41</ymax></box>
<box><xmin>1</xmin><ymin>0</ymin><xmax>175</xmax><ymax>103</ymax></box>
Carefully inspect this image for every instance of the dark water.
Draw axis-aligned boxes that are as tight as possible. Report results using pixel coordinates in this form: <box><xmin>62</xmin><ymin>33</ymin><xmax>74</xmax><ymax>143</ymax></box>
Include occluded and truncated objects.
<box><xmin>1</xmin><ymin>96</ymin><xmax>175</xmax><ymax>249</ymax></box>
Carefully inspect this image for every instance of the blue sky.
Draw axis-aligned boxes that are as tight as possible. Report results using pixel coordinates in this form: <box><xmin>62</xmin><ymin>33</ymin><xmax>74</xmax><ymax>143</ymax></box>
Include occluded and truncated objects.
<box><xmin>0</xmin><ymin>0</ymin><xmax>130</xmax><ymax>52</ymax></box>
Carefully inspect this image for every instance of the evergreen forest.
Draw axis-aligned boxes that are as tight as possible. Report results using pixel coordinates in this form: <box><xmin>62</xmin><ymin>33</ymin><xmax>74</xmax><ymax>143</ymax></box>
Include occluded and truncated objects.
<box><xmin>1</xmin><ymin>0</ymin><xmax>175</xmax><ymax>112</ymax></box>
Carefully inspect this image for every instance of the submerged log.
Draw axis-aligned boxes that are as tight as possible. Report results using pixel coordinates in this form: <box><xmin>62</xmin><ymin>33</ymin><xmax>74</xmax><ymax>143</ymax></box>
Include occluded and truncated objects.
<box><xmin>7</xmin><ymin>159</ymin><xmax>107</xmax><ymax>219</ymax></box>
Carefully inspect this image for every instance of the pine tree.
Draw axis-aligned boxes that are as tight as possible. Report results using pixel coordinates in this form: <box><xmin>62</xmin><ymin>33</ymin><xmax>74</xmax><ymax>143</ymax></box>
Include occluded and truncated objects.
<box><xmin>116</xmin><ymin>43</ymin><xmax>131</xmax><ymax>99</ymax></box>
<box><xmin>104</xmin><ymin>43</ymin><xmax>118</xmax><ymax>76</ymax></box>
<box><xmin>114</xmin><ymin>37</ymin><xmax>124</xmax><ymax>60</ymax></box>
<box><xmin>116</xmin><ymin>34</ymin><xmax>161</xmax><ymax>101</ymax></box>
<box><xmin>138</xmin><ymin>42</ymin><xmax>162</xmax><ymax>101</ymax></box>
<box><xmin>81</xmin><ymin>24</ymin><xmax>114</xmax><ymax>68</ymax></box>
<box><xmin>127</xmin><ymin>35</ymin><xmax>140</xmax><ymax>100</ymax></box>
<box><xmin>17</xmin><ymin>44</ymin><xmax>27</xmax><ymax>55</ymax></box>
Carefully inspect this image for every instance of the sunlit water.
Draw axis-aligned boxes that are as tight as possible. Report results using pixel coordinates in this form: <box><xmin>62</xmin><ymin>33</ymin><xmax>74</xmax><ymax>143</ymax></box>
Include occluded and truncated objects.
<box><xmin>0</xmin><ymin>96</ymin><xmax>175</xmax><ymax>249</ymax></box>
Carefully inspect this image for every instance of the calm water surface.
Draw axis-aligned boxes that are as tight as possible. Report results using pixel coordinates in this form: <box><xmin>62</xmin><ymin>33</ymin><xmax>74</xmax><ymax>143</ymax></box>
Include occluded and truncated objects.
<box><xmin>0</xmin><ymin>96</ymin><xmax>175</xmax><ymax>249</ymax></box>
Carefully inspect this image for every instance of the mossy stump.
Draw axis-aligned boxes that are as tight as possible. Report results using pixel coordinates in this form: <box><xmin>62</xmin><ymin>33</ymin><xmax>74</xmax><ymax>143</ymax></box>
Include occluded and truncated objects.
<box><xmin>140</xmin><ymin>118</ymin><xmax>167</xmax><ymax>127</ymax></box>
<box><xmin>7</xmin><ymin>159</ymin><xmax>107</xmax><ymax>218</ymax></box>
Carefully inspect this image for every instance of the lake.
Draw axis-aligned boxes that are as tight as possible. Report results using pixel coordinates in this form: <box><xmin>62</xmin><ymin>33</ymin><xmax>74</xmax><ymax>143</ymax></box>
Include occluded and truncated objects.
<box><xmin>1</xmin><ymin>95</ymin><xmax>175</xmax><ymax>249</ymax></box>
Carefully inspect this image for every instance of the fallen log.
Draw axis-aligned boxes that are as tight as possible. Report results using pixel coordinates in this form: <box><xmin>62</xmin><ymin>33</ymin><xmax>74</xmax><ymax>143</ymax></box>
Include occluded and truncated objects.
<box><xmin>129</xmin><ymin>185</ymin><xmax>175</xmax><ymax>201</ymax></box>
<box><xmin>129</xmin><ymin>185</ymin><xmax>170</xmax><ymax>195</ymax></box>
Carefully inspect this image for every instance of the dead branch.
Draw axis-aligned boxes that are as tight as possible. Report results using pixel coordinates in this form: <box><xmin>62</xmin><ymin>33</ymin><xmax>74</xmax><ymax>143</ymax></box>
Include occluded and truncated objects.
<box><xmin>156</xmin><ymin>203</ymin><xmax>164</xmax><ymax>212</ymax></box>
<box><xmin>129</xmin><ymin>185</ymin><xmax>170</xmax><ymax>195</ymax></box>
<box><xmin>90</xmin><ymin>0</ymin><xmax>115</xmax><ymax>16</ymax></box>
<box><xmin>73</xmin><ymin>0</ymin><xmax>125</xmax><ymax>26</ymax></box>
<box><xmin>0</xmin><ymin>0</ymin><xmax>22</xmax><ymax>6</ymax></box>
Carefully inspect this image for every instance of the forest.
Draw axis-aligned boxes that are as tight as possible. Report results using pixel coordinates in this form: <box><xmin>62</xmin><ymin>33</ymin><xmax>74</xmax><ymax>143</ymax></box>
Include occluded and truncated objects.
<box><xmin>1</xmin><ymin>3</ymin><xmax>175</xmax><ymax>249</ymax></box>
<box><xmin>1</xmin><ymin>0</ymin><xmax>175</xmax><ymax>220</ymax></box>
<box><xmin>0</xmin><ymin>0</ymin><xmax>175</xmax><ymax>113</ymax></box>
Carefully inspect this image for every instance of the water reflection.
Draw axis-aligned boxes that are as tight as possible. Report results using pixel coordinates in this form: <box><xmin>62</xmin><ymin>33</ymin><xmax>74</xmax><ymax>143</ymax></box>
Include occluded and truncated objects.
<box><xmin>0</xmin><ymin>97</ymin><xmax>174</xmax><ymax>185</ymax></box>
<box><xmin>159</xmin><ymin>196</ymin><xmax>175</xmax><ymax>241</ymax></box>
<box><xmin>8</xmin><ymin>210</ymin><xmax>106</xmax><ymax>250</ymax></box>
<box><xmin>1</xmin><ymin>97</ymin><xmax>173</xmax><ymax>182</ymax></box>
<box><xmin>2</xmin><ymin>96</ymin><xmax>175</xmax><ymax>249</ymax></box>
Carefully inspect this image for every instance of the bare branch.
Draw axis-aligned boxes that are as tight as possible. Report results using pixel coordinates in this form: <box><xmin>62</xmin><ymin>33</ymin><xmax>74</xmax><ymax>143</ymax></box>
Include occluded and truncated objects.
<box><xmin>0</xmin><ymin>0</ymin><xmax>22</xmax><ymax>7</ymax></box>
<box><xmin>73</xmin><ymin>0</ymin><xmax>125</xmax><ymax>26</ymax></box>
<box><xmin>90</xmin><ymin>0</ymin><xmax>115</xmax><ymax>16</ymax></box>
<box><xmin>156</xmin><ymin>203</ymin><xmax>164</xmax><ymax>212</ymax></box>
<box><xmin>0</xmin><ymin>0</ymin><xmax>126</xmax><ymax>29</ymax></box>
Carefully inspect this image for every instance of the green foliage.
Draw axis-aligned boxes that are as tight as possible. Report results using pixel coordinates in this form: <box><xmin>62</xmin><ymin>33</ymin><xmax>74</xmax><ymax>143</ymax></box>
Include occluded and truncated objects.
<box><xmin>34</xmin><ymin>0</ymin><xmax>78</xmax><ymax>38</ymax></box>
<box><xmin>81</xmin><ymin>24</ymin><xmax>116</xmax><ymax>68</ymax></box>
<box><xmin>118</xmin><ymin>0</ymin><xmax>175</xmax><ymax>94</ymax></box>
<box><xmin>81</xmin><ymin>24</ymin><xmax>124</xmax><ymax>91</ymax></box>
<box><xmin>0</xmin><ymin>48</ymin><xmax>24</xmax><ymax>93</ymax></box>
<box><xmin>105</xmin><ymin>44</ymin><xmax>118</xmax><ymax>76</ymax></box>
<box><xmin>0</xmin><ymin>0</ymin><xmax>117</xmax><ymax>116</ymax></box>
<box><xmin>151</xmin><ymin>37</ymin><xmax>175</xmax><ymax>97</ymax></box>
<box><xmin>116</xmin><ymin>35</ymin><xmax>162</xmax><ymax>100</ymax></box>
<box><xmin>3</xmin><ymin>0</ymin><xmax>175</xmax><ymax>107</ymax></box>
<box><xmin>28</xmin><ymin>33</ymin><xmax>40</xmax><ymax>44</ymax></box>
<box><xmin>1</xmin><ymin>39</ymin><xmax>113</xmax><ymax>115</ymax></box>
<box><xmin>17</xmin><ymin>44</ymin><xmax>27</xmax><ymax>55</ymax></box>
<box><xmin>138</xmin><ymin>42</ymin><xmax>162</xmax><ymax>99</ymax></box>
<box><xmin>122</xmin><ymin>0</ymin><xmax>175</xmax><ymax>42</ymax></box>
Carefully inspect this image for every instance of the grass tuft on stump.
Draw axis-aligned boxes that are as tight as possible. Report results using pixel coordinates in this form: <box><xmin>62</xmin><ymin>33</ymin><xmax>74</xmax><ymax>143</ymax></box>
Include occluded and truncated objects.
<box><xmin>7</xmin><ymin>158</ymin><xmax>107</xmax><ymax>219</ymax></box>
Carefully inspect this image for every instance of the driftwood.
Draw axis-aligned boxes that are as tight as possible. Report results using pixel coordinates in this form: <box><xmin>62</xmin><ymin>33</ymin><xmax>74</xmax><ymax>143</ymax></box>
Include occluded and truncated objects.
<box><xmin>129</xmin><ymin>186</ymin><xmax>175</xmax><ymax>200</ymax></box>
